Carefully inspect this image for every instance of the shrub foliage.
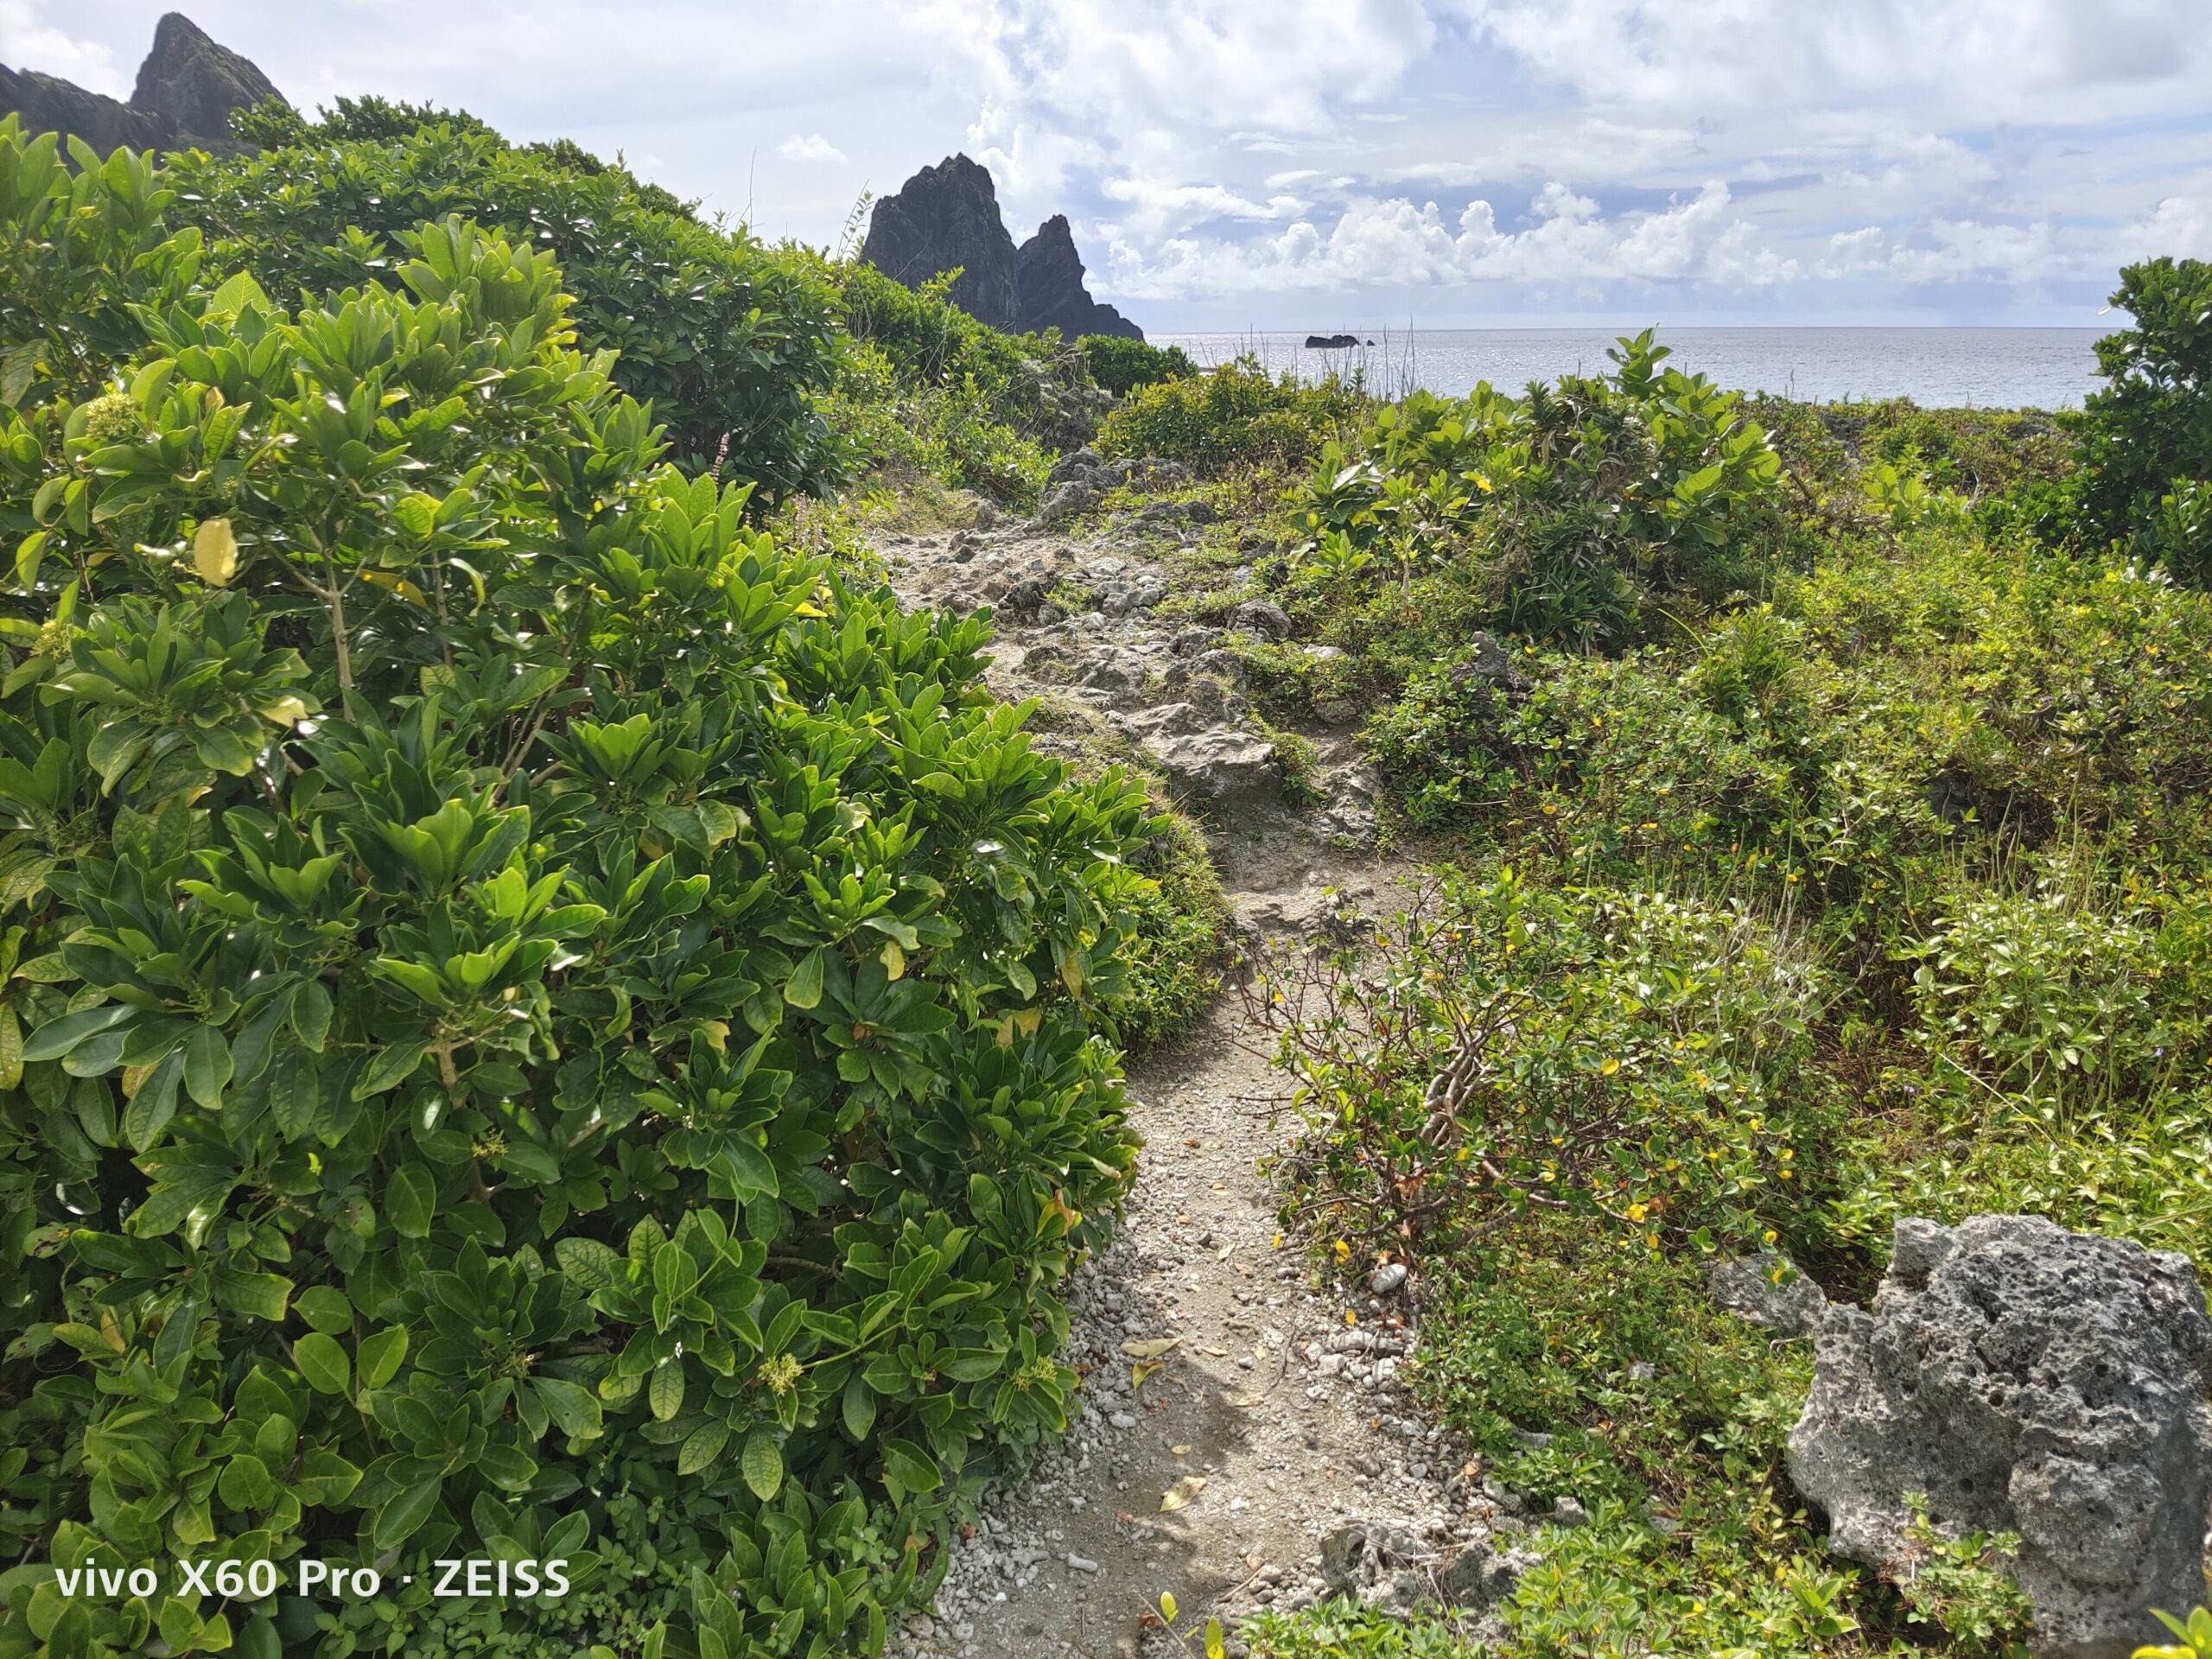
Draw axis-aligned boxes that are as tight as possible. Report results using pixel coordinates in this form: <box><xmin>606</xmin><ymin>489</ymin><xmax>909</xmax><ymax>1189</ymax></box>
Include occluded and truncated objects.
<box><xmin>0</xmin><ymin>121</ymin><xmax>1156</xmax><ymax>1658</ymax></box>
<box><xmin>162</xmin><ymin>104</ymin><xmax>844</xmax><ymax>497</ymax></box>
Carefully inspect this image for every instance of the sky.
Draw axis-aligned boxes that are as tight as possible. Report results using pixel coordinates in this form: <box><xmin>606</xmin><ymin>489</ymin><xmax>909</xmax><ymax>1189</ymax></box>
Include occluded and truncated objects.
<box><xmin>8</xmin><ymin>0</ymin><xmax>2211</xmax><ymax>332</ymax></box>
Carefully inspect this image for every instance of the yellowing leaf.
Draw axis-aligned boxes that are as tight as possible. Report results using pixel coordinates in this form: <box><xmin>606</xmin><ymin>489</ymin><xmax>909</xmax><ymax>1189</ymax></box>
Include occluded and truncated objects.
<box><xmin>1601</xmin><ymin>1056</ymin><xmax>1621</xmax><ymax>1076</ymax></box>
<box><xmin>258</xmin><ymin>695</ymin><xmax>309</xmax><ymax>727</ymax></box>
<box><xmin>1160</xmin><ymin>1475</ymin><xmax>1207</xmax><ymax>1511</ymax></box>
<box><xmin>879</xmin><ymin>939</ymin><xmax>906</xmax><ymax>981</ymax></box>
<box><xmin>193</xmin><ymin>517</ymin><xmax>238</xmax><ymax>586</ymax></box>
<box><xmin>1119</xmin><ymin>1337</ymin><xmax>1182</xmax><ymax>1360</ymax></box>
<box><xmin>1131</xmin><ymin>1359</ymin><xmax>1162</xmax><ymax>1390</ymax></box>
<box><xmin>1170</xmin><ymin>1444</ymin><xmax>1192</xmax><ymax>1456</ymax></box>
<box><xmin>359</xmin><ymin>567</ymin><xmax>427</xmax><ymax>605</ymax></box>
<box><xmin>1159</xmin><ymin>1592</ymin><xmax>1178</xmax><ymax>1625</ymax></box>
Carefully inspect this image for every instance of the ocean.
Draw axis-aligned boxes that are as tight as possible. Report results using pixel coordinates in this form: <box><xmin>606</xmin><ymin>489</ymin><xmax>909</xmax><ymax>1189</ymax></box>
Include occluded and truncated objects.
<box><xmin>1153</xmin><ymin>327</ymin><xmax>2107</xmax><ymax>410</ymax></box>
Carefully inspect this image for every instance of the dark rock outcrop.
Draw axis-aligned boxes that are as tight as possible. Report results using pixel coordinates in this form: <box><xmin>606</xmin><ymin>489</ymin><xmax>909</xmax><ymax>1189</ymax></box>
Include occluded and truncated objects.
<box><xmin>130</xmin><ymin>14</ymin><xmax>283</xmax><ymax>149</ymax></box>
<box><xmin>0</xmin><ymin>12</ymin><xmax>284</xmax><ymax>158</ymax></box>
<box><xmin>1789</xmin><ymin>1215</ymin><xmax>2212</xmax><ymax>1659</ymax></box>
<box><xmin>1014</xmin><ymin>215</ymin><xmax>1142</xmax><ymax>340</ymax></box>
<box><xmin>0</xmin><ymin>65</ymin><xmax>161</xmax><ymax>156</ymax></box>
<box><xmin>861</xmin><ymin>155</ymin><xmax>1143</xmax><ymax>340</ymax></box>
<box><xmin>859</xmin><ymin>155</ymin><xmax>1020</xmax><ymax>329</ymax></box>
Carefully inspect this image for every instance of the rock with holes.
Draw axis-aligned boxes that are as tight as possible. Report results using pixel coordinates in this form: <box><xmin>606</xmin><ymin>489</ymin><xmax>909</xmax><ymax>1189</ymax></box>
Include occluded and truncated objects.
<box><xmin>1788</xmin><ymin>1215</ymin><xmax>2212</xmax><ymax>1659</ymax></box>
<box><xmin>1708</xmin><ymin>1250</ymin><xmax>1827</xmax><ymax>1336</ymax></box>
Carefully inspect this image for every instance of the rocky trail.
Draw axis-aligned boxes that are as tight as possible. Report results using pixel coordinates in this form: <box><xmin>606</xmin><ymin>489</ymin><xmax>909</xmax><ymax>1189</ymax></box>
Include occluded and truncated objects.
<box><xmin>874</xmin><ymin>458</ymin><xmax>1544</xmax><ymax>1659</ymax></box>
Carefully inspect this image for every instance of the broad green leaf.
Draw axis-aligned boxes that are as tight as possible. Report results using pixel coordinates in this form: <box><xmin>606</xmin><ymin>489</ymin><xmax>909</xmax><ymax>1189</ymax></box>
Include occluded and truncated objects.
<box><xmin>842</xmin><ymin>1374</ymin><xmax>876</xmax><ymax>1441</ymax></box>
<box><xmin>648</xmin><ymin>1360</ymin><xmax>683</xmax><ymax>1421</ymax></box>
<box><xmin>534</xmin><ymin>1376</ymin><xmax>603</xmax><ymax>1441</ymax></box>
<box><xmin>556</xmin><ymin>1235</ymin><xmax>624</xmax><ymax>1290</ymax></box>
<box><xmin>294</xmin><ymin>1332</ymin><xmax>350</xmax><ymax>1394</ymax></box>
<box><xmin>881</xmin><ymin>1437</ymin><xmax>942</xmax><ymax>1494</ymax></box>
<box><xmin>374</xmin><ymin>1477</ymin><xmax>442</xmax><ymax>1548</ymax></box>
<box><xmin>357</xmin><ymin>1325</ymin><xmax>408</xmax><ymax>1389</ymax></box>
<box><xmin>677</xmin><ymin>1420</ymin><xmax>728</xmax><ymax>1476</ymax></box>
<box><xmin>388</xmin><ymin>1162</ymin><xmax>436</xmax><ymax>1238</ymax></box>
<box><xmin>784</xmin><ymin>947</ymin><xmax>826</xmax><ymax>1010</ymax></box>
<box><xmin>741</xmin><ymin>1427</ymin><xmax>783</xmax><ymax>1501</ymax></box>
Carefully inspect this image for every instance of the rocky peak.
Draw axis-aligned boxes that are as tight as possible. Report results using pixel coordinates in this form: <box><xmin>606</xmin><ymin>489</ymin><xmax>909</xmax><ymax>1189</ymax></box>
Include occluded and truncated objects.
<box><xmin>1014</xmin><ymin>214</ymin><xmax>1143</xmax><ymax>342</ymax></box>
<box><xmin>858</xmin><ymin>154</ymin><xmax>1022</xmax><ymax>330</ymax></box>
<box><xmin>130</xmin><ymin>13</ymin><xmax>283</xmax><ymax>146</ymax></box>
<box><xmin>0</xmin><ymin>10</ymin><xmax>285</xmax><ymax>158</ymax></box>
<box><xmin>861</xmin><ymin>156</ymin><xmax>1143</xmax><ymax>340</ymax></box>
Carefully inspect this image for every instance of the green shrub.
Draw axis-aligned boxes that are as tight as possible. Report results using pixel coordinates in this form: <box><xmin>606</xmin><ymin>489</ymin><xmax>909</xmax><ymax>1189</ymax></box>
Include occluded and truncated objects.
<box><xmin>156</xmin><ymin>113</ymin><xmax>843</xmax><ymax>496</ymax></box>
<box><xmin>1109</xmin><ymin>809</ymin><xmax>1230</xmax><ymax>1049</ymax></box>
<box><xmin>833</xmin><ymin>262</ymin><xmax>1096</xmax><ymax>455</ymax></box>
<box><xmin>814</xmin><ymin>337</ymin><xmax>1049</xmax><ymax>505</ymax></box>
<box><xmin>1260</xmin><ymin>867</ymin><xmax>1844</xmax><ymax>1261</ymax></box>
<box><xmin>1280</xmin><ymin>333</ymin><xmax>1794</xmax><ymax>652</ymax></box>
<box><xmin>1097</xmin><ymin>359</ymin><xmax>1364</xmax><ymax>475</ymax></box>
<box><xmin>2075</xmin><ymin>257</ymin><xmax>2212</xmax><ymax>577</ymax></box>
<box><xmin>1077</xmin><ymin>335</ymin><xmax>1193</xmax><ymax>397</ymax></box>
<box><xmin>0</xmin><ymin>124</ymin><xmax>1158</xmax><ymax>1658</ymax></box>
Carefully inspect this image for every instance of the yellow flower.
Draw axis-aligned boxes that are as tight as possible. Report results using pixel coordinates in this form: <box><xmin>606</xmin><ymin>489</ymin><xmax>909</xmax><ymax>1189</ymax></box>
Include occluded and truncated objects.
<box><xmin>1333</xmin><ymin>1238</ymin><xmax>1351</xmax><ymax>1261</ymax></box>
<box><xmin>1600</xmin><ymin>1057</ymin><xmax>1620</xmax><ymax>1077</ymax></box>
<box><xmin>1625</xmin><ymin>1203</ymin><xmax>1648</xmax><ymax>1223</ymax></box>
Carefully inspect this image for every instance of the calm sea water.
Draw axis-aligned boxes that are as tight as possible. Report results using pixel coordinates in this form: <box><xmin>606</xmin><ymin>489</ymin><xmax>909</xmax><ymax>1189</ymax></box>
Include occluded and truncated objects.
<box><xmin>1154</xmin><ymin>327</ymin><xmax>2106</xmax><ymax>410</ymax></box>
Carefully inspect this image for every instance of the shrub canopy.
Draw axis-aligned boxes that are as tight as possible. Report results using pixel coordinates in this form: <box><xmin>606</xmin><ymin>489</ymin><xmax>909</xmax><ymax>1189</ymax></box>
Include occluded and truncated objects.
<box><xmin>0</xmin><ymin>119</ymin><xmax>1152</xmax><ymax>1659</ymax></box>
<box><xmin>162</xmin><ymin>101</ymin><xmax>844</xmax><ymax>498</ymax></box>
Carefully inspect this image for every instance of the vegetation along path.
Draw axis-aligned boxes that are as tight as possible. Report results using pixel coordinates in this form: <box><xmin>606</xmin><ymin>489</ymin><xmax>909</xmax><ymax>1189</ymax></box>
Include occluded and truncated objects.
<box><xmin>872</xmin><ymin>478</ymin><xmax>1490</xmax><ymax>1659</ymax></box>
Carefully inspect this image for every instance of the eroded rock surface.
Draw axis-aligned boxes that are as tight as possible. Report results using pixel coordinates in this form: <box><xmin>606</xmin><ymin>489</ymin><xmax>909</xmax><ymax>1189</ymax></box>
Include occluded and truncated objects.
<box><xmin>1789</xmin><ymin>1214</ymin><xmax>2212</xmax><ymax>1659</ymax></box>
<box><xmin>1</xmin><ymin>12</ymin><xmax>283</xmax><ymax>156</ymax></box>
<box><xmin>861</xmin><ymin>156</ymin><xmax>1145</xmax><ymax>339</ymax></box>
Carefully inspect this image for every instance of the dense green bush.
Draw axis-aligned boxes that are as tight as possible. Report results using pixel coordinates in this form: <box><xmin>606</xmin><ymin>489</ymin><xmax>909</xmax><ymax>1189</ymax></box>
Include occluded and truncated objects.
<box><xmin>1096</xmin><ymin>359</ymin><xmax>1363</xmax><ymax>475</ymax></box>
<box><xmin>1076</xmin><ymin>336</ymin><xmax>1193</xmax><ymax>398</ymax></box>
<box><xmin>1259</xmin><ymin>867</ymin><xmax>1843</xmax><ymax>1261</ymax></box>
<box><xmin>1282</xmin><ymin>333</ymin><xmax>1793</xmax><ymax>650</ymax></box>
<box><xmin>2075</xmin><ymin>257</ymin><xmax>2212</xmax><ymax>578</ymax></box>
<box><xmin>811</xmin><ymin>338</ymin><xmax>1048</xmax><ymax>506</ymax></box>
<box><xmin>158</xmin><ymin>111</ymin><xmax>842</xmax><ymax>495</ymax></box>
<box><xmin>0</xmin><ymin>121</ymin><xmax>1158</xmax><ymax>1658</ymax></box>
<box><xmin>833</xmin><ymin>264</ymin><xmax>1095</xmax><ymax>456</ymax></box>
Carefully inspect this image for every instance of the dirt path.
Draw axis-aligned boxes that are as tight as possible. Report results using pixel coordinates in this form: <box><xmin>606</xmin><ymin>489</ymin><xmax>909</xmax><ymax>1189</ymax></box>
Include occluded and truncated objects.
<box><xmin>874</xmin><ymin>491</ymin><xmax>1494</xmax><ymax>1659</ymax></box>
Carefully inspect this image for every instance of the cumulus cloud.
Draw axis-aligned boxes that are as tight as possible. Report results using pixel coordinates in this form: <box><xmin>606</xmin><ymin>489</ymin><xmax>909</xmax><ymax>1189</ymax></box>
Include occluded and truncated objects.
<box><xmin>16</xmin><ymin>0</ymin><xmax>2212</xmax><ymax>322</ymax></box>
<box><xmin>1</xmin><ymin>0</ymin><xmax>128</xmax><ymax>97</ymax></box>
<box><xmin>778</xmin><ymin>133</ymin><xmax>846</xmax><ymax>163</ymax></box>
<box><xmin>1108</xmin><ymin>181</ymin><xmax>1802</xmax><ymax>298</ymax></box>
<box><xmin>1446</xmin><ymin>0</ymin><xmax>2210</xmax><ymax>124</ymax></box>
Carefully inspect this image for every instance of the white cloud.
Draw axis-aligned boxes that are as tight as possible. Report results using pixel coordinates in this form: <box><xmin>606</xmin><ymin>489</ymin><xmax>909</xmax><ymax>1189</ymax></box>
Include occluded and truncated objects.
<box><xmin>2</xmin><ymin>0</ymin><xmax>128</xmax><ymax>98</ymax></box>
<box><xmin>2113</xmin><ymin>189</ymin><xmax>2212</xmax><ymax>263</ymax></box>
<box><xmin>14</xmin><ymin>0</ymin><xmax>2211</xmax><ymax>324</ymax></box>
<box><xmin>1446</xmin><ymin>0</ymin><xmax>2210</xmax><ymax>125</ymax></box>
<box><xmin>1109</xmin><ymin>180</ymin><xmax>1802</xmax><ymax>298</ymax></box>
<box><xmin>778</xmin><ymin>133</ymin><xmax>846</xmax><ymax>163</ymax></box>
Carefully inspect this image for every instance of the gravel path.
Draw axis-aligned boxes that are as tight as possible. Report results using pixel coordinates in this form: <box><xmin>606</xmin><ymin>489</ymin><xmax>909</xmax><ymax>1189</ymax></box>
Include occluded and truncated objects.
<box><xmin>874</xmin><ymin>496</ymin><xmax>1506</xmax><ymax>1659</ymax></box>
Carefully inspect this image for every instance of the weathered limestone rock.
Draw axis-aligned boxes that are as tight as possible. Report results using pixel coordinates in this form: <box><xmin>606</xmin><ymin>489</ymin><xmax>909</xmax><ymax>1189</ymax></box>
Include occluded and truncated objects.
<box><xmin>1708</xmin><ymin>1250</ymin><xmax>1827</xmax><ymax>1336</ymax></box>
<box><xmin>1788</xmin><ymin>1215</ymin><xmax>2212</xmax><ymax>1659</ymax></box>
